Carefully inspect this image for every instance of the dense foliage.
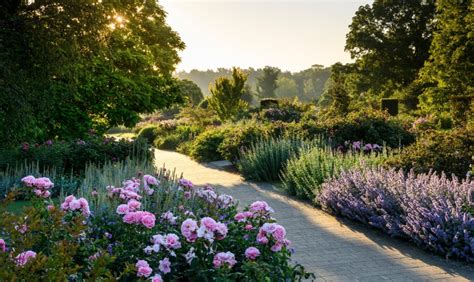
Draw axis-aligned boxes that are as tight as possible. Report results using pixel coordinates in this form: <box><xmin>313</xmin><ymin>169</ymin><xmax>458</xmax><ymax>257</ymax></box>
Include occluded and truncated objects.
<box><xmin>0</xmin><ymin>136</ymin><xmax>152</xmax><ymax>176</ymax></box>
<box><xmin>319</xmin><ymin>167</ymin><xmax>474</xmax><ymax>261</ymax></box>
<box><xmin>282</xmin><ymin>143</ymin><xmax>387</xmax><ymax>203</ymax></box>
<box><xmin>238</xmin><ymin>138</ymin><xmax>308</xmax><ymax>182</ymax></box>
<box><xmin>385</xmin><ymin>129</ymin><xmax>474</xmax><ymax>178</ymax></box>
<box><xmin>0</xmin><ymin>0</ymin><xmax>185</xmax><ymax>145</ymax></box>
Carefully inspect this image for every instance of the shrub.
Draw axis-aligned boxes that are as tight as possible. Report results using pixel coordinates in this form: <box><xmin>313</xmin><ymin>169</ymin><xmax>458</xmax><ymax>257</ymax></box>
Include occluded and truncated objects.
<box><xmin>319</xmin><ymin>167</ymin><xmax>474</xmax><ymax>261</ymax></box>
<box><xmin>218</xmin><ymin>121</ymin><xmax>272</xmax><ymax>162</ymax></box>
<box><xmin>385</xmin><ymin>129</ymin><xmax>473</xmax><ymax>178</ymax></box>
<box><xmin>0</xmin><ymin>137</ymin><xmax>152</xmax><ymax>176</ymax></box>
<box><xmin>0</xmin><ymin>172</ymin><xmax>312</xmax><ymax>280</ymax></box>
<box><xmin>238</xmin><ymin>137</ymin><xmax>309</xmax><ymax>182</ymax></box>
<box><xmin>136</xmin><ymin>125</ymin><xmax>161</xmax><ymax>144</ymax></box>
<box><xmin>300</xmin><ymin>109</ymin><xmax>415</xmax><ymax>148</ymax></box>
<box><xmin>0</xmin><ymin>163</ymin><xmax>80</xmax><ymax>199</ymax></box>
<box><xmin>189</xmin><ymin>128</ymin><xmax>228</xmax><ymax>162</ymax></box>
<box><xmin>154</xmin><ymin>125</ymin><xmax>204</xmax><ymax>151</ymax></box>
<box><xmin>281</xmin><ymin>145</ymin><xmax>387</xmax><ymax>202</ymax></box>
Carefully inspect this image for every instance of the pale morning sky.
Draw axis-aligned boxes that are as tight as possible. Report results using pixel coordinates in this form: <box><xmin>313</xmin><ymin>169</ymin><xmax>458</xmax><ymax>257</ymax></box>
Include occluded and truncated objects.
<box><xmin>160</xmin><ymin>0</ymin><xmax>372</xmax><ymax>72</ymax></box>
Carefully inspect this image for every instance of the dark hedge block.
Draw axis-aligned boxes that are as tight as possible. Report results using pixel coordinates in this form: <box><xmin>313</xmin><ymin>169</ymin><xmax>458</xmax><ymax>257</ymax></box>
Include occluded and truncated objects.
<box><xmin>381</xmin><ymin>99</ymin><xmax>398</xmax><ymax>116</ymax></box>
<box><xmin>260</xmin><ymin>98</ymin><xmax>279</xmax><ymax>109</ymax></box>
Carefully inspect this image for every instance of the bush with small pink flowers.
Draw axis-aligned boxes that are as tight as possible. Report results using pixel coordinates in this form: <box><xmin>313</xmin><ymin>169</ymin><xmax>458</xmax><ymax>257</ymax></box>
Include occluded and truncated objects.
<box><xmin>0</xmin><ymin>170</ymin><xmax>312</xmax><ymax>280</ymax></box>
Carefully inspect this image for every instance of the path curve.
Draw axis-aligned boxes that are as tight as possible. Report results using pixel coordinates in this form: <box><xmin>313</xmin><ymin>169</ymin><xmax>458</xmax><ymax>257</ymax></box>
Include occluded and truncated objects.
<box><xmin>155</xmin><ymin>149</ymin><xmax>474</xmax><ymax>281</ymax></box>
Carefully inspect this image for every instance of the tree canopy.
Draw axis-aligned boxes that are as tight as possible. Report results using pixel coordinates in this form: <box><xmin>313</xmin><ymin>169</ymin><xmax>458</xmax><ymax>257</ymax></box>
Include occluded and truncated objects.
<box><xmin>345</xmin><ymin>0</ymin><xmax>436</xmax><ymax>97</ymax></box>
<box><xmin>256</xmin><ymin>67</ymin><xmax>281</xmax><ymax>98</ymax></box>
<box><xmin>0</xmin><ymin>0</ymin><xmax>185</xmax><ymax>145</ymax></box>
<box><xmin>418</xmin><ymin>0</ymin><xmax>474</xmax><ymax>115</ymax></box>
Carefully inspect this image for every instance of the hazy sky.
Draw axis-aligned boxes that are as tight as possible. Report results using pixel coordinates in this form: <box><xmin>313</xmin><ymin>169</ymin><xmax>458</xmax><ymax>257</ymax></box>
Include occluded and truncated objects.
<box><xmin>160</xmin><ymin>0</ymin><xmax>371</xmax><ymax>72</ymax></box>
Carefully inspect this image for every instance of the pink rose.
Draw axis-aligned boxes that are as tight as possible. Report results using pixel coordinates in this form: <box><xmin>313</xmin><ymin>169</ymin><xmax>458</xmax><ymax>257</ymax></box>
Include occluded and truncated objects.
<box><xmin>116</xmin><ymin>204</ymin><xmax>129</xmax><ymax>215</ymax></box>
<box><xmin>127</xmin><ymin>199</ymin><xmax>141</xmax><ymax>211</ymax></box>
<box><xmin>34</xmin><ymin>177</ymin><xmax>54</xmax><ymax>189</ymax></box>
<box><xmin>164</xmin><ymin>234</ymin><xmax>181</xmax><ymax>249</ymax></box>
<box><xmin>69</xmin><ymin>199</ymin><xmax>81</xmax><ymax>210</ymax></box>
<box><xmin>140</xmin><ymin>212</ymin><xmax>156</xmax><ymax>229</ymax></box>
<box><xmin>47</xmin><ymin>205</ymin><xmax>55</xmax><ymax>212</ymax></box>
<box><xmin>144</xmin><ymin>174</ymin><xmax>159</xmax><ymax>186</ymax></box>
<box><xmin>215</xmin><ymin>223</ymin><xmax>228</xmax><ymax>240</ymax></box>
<box><xmin>245</xmin><ymin>224</ymin><xmax>253</xmax><ymax>231</ymax></box>
<box><xmin>21</xmin><ymin>175</ymin><xmax>36</xmax><ymax>187</ymax></box>
<box><xmin>213</xmin><ymin>251</ymin><xmax>236</xmax><ymax>268</ymax></box>
<box><xmin>123</xmin><ymin>212</ymin><xmax>137</xmax><ymax>224</ymax></box>
<box><xmin>0</xmin><ymin>239</ymin><xmax>6</xmax><ymax>252</ymax></box>
<box><xmin>65</xmin><ymin>195</ymin><xmax>75</xmax><ymax>203</ymax></box>
<box><xmin>181</xmin><ymin>219</ymin><xmax>198</xmax><ymax>242</ymax></box>
<box><xmin>15</xmin><ymin>250</ymin><xmax>37</xmax><ymax>266</ymax></box>
<box><xmin>272</xmin><ymin>225</ymin><xmax>286</xmax><ymax>241</ymax></box>
<box><xmin>245</xmin><ymin>247</ymin><xmax>260</xmax><ymax>260</ymax></box>
<box><xmin>151</xmin><ymin>274</ymin><xmax>163</xmax><ymax>282</ymax></box>
<box><xmin>136</xmin><ymin>260</ymin><xmax>152</xmax><ymax>278</ymax></box>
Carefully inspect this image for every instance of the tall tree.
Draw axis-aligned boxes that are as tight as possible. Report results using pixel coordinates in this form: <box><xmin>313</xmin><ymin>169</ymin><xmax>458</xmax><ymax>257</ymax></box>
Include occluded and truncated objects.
<box><xmin>208</xmin><ymin>68</ymin><xmax>249</xmax><ymax>121</ymax></box>
<box><xmin>345</xmin><ymin>0</ymin><xmax>436</xmax><ymax>97</ymax></box>
<box><xmin>177</xmin><ymin>79</ymin><xmax>204</xmax><ymax>106</ymax></box>
<box><xmin>275</xmin><ymin>77</ymin><xmax>299</xmax><ymax>98</ymax></box>
<box><xmin>418</xmin><ymin>0</ymin><xmax>474</xmax><ymax>116</ymax></box>
<box><xmin>320</xmin><ymin>63</ymin><xmax>351</xmax><ymax>115</ymax></box>
<box><xmin>0</xmin><ymin>0</ymin><xmax>184</xmax><ymax>145</ymax></box>
<box><xmin>256</xmin><ymin>66</ymin><xmax>281</xmax><ymax>98</ymax></box>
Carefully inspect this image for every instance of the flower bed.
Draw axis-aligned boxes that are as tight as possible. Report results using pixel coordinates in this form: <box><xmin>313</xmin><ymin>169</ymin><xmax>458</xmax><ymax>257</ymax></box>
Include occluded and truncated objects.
<box><xmin>0</xmin><ymin>173</ymin><xmax>312</xmax><ymax>280</ymax></box>
<box><xmin>319</xmin><ymin>167</ymin><xmax>474</xmax><ymax>261</ymax></box>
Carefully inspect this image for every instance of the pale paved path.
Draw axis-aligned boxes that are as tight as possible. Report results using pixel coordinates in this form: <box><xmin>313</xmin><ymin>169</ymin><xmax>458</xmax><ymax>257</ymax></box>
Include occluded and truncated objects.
<box><xmin>155</xmin><ymin>149</ymin><xmax>474</xmax><ymax>281</ymax></box>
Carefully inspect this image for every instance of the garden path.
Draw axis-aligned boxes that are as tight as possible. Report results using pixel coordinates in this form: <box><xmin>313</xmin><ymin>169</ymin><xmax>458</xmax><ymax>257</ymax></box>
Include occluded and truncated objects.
<box><xmin>155</xmin><ymin>149</ymin><xmax>474</xmax><ymax>281</ymax></box>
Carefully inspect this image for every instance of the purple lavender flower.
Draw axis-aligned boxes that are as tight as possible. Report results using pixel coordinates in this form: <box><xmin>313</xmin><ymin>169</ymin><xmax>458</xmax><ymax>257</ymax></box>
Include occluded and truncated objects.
<box><xmin>319</xmin><ymin>167</ymin><xmax>474</xmax><ymax>261</ymax></box>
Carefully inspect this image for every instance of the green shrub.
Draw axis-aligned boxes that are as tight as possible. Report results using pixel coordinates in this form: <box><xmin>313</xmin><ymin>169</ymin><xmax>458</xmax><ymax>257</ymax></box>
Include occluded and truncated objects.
<box><xmin>299</xmin><ymin>109</ymin><xmax>414</xmax><ymax>148</ymax></box>
<box><xmin>136</xmin><ymin>125</ymin><xmax>161</xmax><ymax>144</ymax></box>
<box><xmin>218</xmin><ymin>121</ymin><xmax>272</xmax><ymax>162</ymax></box>
<box><xmin>282</xmin><ymin>145</ymin><xmax>388</xmax><ymax>202</ymax></box>
<box><xmin>154</xmin><ymin>133</ymin><xmax>181</xmax><ymax>150</ymax></box>
<box><xmin>0</xmin><ymin>163</ymin><xmax>80</xmax><ymax>199</ymax></box>
<box><xmin>385</xmin><ymin>129</ymin><xmax>473</xmax><ymax>178</ymax></box>
<box><xmin>238</xmin><ymin>137</ymin><xmax>310</xmax><ymax>182</ymax></box>
<box><xmin>0</xmin><ymin>137</ymin><xmax>152</xmax><ymax>176</ymax></box>
<box><xmin>154</xmin><ymin>125</ymin><xmax>203</xmax><ymax>151</ymax></box>
<box><xmin>189</xmin><ymin>127</ymin><xmax>228</xmax><ymax>162</ymax></box>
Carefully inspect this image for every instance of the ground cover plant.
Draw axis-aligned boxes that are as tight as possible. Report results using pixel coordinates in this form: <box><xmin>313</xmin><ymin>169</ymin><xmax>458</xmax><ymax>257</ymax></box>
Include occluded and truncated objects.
<box><xmin>319</xmin><ymin>167</ymin><xmax>474</xmax><ymax>261</ymax></box>
<box><xmin>0</xmin><ymin>170</ymin><xmax>313</xmax><ymax>280</ymax></box>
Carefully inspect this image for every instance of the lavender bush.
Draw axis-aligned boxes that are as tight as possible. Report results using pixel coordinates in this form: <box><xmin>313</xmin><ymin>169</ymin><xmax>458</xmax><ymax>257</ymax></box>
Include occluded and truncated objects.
<box><xmin>319</xmin><ymin>167</ymin><xmax>474</xmax><ymax>261</ymax></box>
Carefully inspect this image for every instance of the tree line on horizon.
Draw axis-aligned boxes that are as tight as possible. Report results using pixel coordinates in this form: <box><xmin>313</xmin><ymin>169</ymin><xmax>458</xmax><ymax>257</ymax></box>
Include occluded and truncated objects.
<box><xmin>175</xmin><ymin>65</ymin><xmax>331</xmax><ymax>105</ymax></box>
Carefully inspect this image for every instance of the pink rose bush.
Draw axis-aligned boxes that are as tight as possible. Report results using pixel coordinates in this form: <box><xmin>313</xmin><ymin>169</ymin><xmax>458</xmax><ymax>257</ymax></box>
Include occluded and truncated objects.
<box><xmin>21</xmin><ymin>175</ymin><xmax>54</xmax><ymax>198</ymax></box>
<box><xmin>0</xmin><ymin>172</ymin><xmax>311</xmax><ymax>280</ymax></box>
<box><xmin>60</xmin><ymin>195</ymin><xmax>91</xmax><ymax>216</ymax></box>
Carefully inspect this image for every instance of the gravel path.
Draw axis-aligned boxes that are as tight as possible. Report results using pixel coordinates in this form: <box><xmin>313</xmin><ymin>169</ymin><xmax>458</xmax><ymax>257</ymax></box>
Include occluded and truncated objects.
<box><xmin>155</xmin><ymin>149</ymin><xmax>474</xmax><ymax>281</ymax></box>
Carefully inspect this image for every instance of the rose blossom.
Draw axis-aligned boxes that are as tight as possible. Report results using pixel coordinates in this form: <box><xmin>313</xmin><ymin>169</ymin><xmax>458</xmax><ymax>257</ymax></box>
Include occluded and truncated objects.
<box><xmin>213</xmin><ymin>251</ymin><xmax>237</xmax><ymax>269</ymax></box>
<box><xmin>136</xmin><ymin>260</ymin><xmax>152</xmax><ymax>278</ymax></box>
<box><xmin>245</xmin><ymin>247</ymin><xmax>260</xmax><ymax>260</ymax></box>
<box><xmin>116</xmin><ymin>204</ymin><xmax>129</xmax><ymax>215</ymax></box>
<box><xmin>144</xmin><ymin>174</ymin><xmax>159</xmax><ymax>186</ymax></box>
<box><xmin>159</xmin><ymin>257</ymin><xmax>171</xmax><ymax>274</ymax></box>
<box><xmin>181</xmin><ymin>218</ymin><xmax>198</xmax><ymax>242</ymax></box>
<box><xmin>150</xmin><ymin>274</ymin><xmax>163</xmax><ymax>282</ymax></box>
<box><xmin>127</xmin><ymin>199</ymin><xmax>141</xmax><ymax>211</ymax></box>
<box><xmin>249</xmin><ymin>201</ymin><xmax>274</xmax><ymax>215</ymax></box>
<box><xmin>21</xmin><ymin>175</ymin><xmax>36</xmax><ymax>187</ymax></box>
<box><xmin>0</xmin><ymin>239</ymin><xmax>6</xmax><ymax>252</ymax></box>
<box><xmin>140</xmin><ymin>212</ymin><xmax>156</xmax><ymax>229</ymax></box>
<box><xmin>15</xmin><ymin>250</ymin><xmax>37</xmax><ymax>266</ymax></box>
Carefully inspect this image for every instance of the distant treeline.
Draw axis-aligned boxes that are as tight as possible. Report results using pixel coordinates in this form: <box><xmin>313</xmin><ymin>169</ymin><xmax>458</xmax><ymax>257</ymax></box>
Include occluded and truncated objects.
<box><xmin>176</xmin><ymin>65</ymin><xmax>331</xmax><ymax>103</ymax></box>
